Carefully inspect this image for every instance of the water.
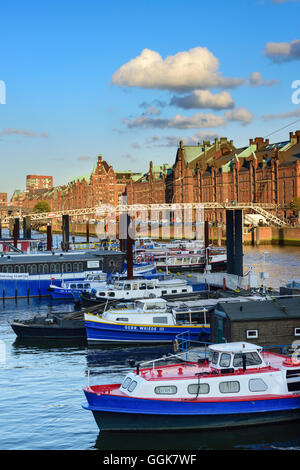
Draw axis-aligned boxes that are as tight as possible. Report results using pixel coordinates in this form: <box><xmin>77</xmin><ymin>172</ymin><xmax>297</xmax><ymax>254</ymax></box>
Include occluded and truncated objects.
<box><xmin>0</xmin><ymin>246</ymin><xmax>300</xmax><ymax>450</ymax></box>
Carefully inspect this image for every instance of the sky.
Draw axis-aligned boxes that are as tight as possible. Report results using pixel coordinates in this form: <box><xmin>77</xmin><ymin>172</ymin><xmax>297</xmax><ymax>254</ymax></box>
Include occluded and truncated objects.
<box><xmin>1</xmin><ymin>0</ymin><xmax>300</xmax><ymax>198</ymax></box>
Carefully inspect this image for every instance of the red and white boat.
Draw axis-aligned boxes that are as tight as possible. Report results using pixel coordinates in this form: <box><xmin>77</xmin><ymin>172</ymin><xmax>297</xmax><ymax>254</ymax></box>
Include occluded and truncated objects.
<box><xmin>83</xmin><ymin>341</ymin><xmax>300</xmax><ymax>432</ymax></box>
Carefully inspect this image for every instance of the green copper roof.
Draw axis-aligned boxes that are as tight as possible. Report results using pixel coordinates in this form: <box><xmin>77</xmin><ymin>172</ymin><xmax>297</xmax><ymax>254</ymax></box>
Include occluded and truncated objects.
<box><xmin>182</xmin><ymin>146</ymin><xmax>206</xmax><ymax>164</ymax></box>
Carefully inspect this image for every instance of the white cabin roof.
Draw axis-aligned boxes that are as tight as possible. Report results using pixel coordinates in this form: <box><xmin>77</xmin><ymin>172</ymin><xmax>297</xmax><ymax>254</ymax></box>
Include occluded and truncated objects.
<box><xmin>208</xmin><ymin>342</ymin><xmax>263</xmax><ymax>354</ymax></box>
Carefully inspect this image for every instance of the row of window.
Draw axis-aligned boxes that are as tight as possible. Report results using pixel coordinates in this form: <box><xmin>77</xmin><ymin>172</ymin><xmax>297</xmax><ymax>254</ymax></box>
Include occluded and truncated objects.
<box><xmin>122</xmin><ymin>377</ymin><xmax>269</xmax><ymax>395</ymax></box>
<box><xmin>0</xmin><ymin>262</ymin><xmax>84</xmax><ymax>274</ymax></box>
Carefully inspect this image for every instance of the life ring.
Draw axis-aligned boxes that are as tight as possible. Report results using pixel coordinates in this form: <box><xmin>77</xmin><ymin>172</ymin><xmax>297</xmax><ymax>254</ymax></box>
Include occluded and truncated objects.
<box><xmin>136</xmin><ymin>255</ymin><xmax>142</xmax><ymax>263</ymax></box>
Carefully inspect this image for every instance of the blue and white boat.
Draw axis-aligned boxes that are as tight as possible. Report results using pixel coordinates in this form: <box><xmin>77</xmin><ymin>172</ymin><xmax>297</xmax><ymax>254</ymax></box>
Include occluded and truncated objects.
<box><xmin>84</xmin><ymin>298</ymin><xmax>210</xmax><ymax>344</ymax></box>
<box><xmin>48</xmin><ymin>261</ymin><xmax>157</xmax><ymax>301</ymax></box>
<box><xmin>83</xmin><ymin>341</ymin><xmax>300</xmax><ymax>431</ymax></box>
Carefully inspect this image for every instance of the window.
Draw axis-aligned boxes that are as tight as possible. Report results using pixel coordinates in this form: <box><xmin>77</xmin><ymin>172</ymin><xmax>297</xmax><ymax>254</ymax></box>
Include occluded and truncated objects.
<box><xmin>67</xmin><ymin>263</ymin><xmax>72</xmax><ymax>273</ymax></box>
<box><xmin>211</xmin><ymin>352</ymin><xmax>219</xmax><ymax>365</ymax></box>
<box><xmin>248</xmin><ymin>378</ymin><xmax>268</xmax><ymax>392</ymax></box>
<box><xmin>31</xmin><ymin>264</ymin><xmax>37</xmax><ymax>274</ymax></box>
<box><xmin>233</xmin><ymin>352</ymin><xmax>262</xmax><ymax>368</ymax></box>
<box><xmin>219</xmin><ymin>381</ymin><xmax>240</xmax><ymax>393</ymax></box>
<box><xmin>128</xmin><ymin>380</ymin><xmax>137</xmax><ymax>392</ymax></box>
<box><xmin>108</xmin><ymin>292</ymin><xmax>115</xmax><ymax>297</ymax></box>
<box><xmin>14</xmin><ymin>265</ymin><xmax>20</xmax><ymax>273</ymax></box>
<box><xmin>78</xmin><ymin>262</ymin><xmax>83</xmax><ymax>272</ymax></box>
<box><xmin>153</xmin><ymin>317</ymin><xmax>168</xmax><ymax>324</ymax></box>
<box><xmin>220</xmin><ymin>353</ymin><xmax>231</xmax><ymax>367</ymax></box>
<box><xmin>77</xmin><ymin>284</ymin><xmax>83</xmax><ymax>289</ymax></box>
<box><xmin>161</xmin><ymin>290</ymin><xmax>167</xmax><ymax>294</ymax></box>
<box><xmin>73</xmin><ymin>263</ymin><xmax>78</xmax><ymax>272</ymax></box>
<box><xmin>246</xmin><ymin>330</ymin><xmax>258</xmax><ymax>339</ymax></box>
<box><xmin>122</xmin><ymin>377</ymin><xmax>131</xmax><ymax>389</ymax></box>
<box><xmin>124</xmin><ymin>284</ymin><xmax>131</xmax><ymax>290</ymax></box>
<box><xmin>43</xmin><ymin>264</ymin><xmax>49</xmax><ymax>274</ymax></box>
<box><xmin>38</xmin><ymin>264</ymin><xmax>44</xmax><ymax>274</ymax></box>
<box><xmin>188</xmin><ymin>383</ymin><xmax>210</xmax><ymax>395</ymax></box>
<box><xmin>295</xmin><ymin>328</ymin><xmax>300</xmax><ymax>337</ymax></box>
<box><xmin>171</xmin><ymin>290</ymin><xmax>177</xmax><ymax>294</ymax></box>
<box><xmin>116</xmin><ymin>318</ymin><xmax>128</xmax><ymax>322</ymax></box>
<box><xmin>154</xmin><ymin>385</ymin><xmax>177</xmax><ymax>395</ymax></box>
<box><xmin>70</xmin><ymin>284</ymin><xmax>77</xmax><ymax>289</ymax></box>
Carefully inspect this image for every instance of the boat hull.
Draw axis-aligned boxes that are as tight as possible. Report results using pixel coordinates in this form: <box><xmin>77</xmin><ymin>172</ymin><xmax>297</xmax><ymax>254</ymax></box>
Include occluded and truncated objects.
<box><xmin>85</xmin><ymin>320</ymin><xmax>210</xmax><ymax>344</ymax></box>
<box><xmin>83</xmin><ymin>391</ymin><xmax>300</xmax><ymax>431</ymax></box>
<box><xmin>11</xmin><ymin>322</ymin><xmax>86</xmax><ymax>339</ymax></box>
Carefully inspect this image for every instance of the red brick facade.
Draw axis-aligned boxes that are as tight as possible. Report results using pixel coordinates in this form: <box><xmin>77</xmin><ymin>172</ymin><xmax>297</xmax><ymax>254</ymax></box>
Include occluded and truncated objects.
<box><xmin>9</xmin><ymin>131</ymin><xmax>300</xmax><ymax>222</ymax></box>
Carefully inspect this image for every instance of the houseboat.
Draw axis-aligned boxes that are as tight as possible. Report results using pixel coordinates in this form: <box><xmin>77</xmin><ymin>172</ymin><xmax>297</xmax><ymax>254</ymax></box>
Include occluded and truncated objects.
<box><xmin>80</xmin><ymin>277</ymin><xmax>206</xmax><ymax>305</ymax></box>
<box><xmin>83</xmin><ymin>341</ymin><xmax>300</xmax><ymax>431</ymax></box>
<box><xmin>84</xmin><ymin>298</ymin><xmax>210</xmax><ymax>344</ymax></box>
<box><xmin>48</xmin><ymin>260</ymin><xmax>157</xmax><ymax>300</ymax></box>
<box><xmin>0</xmin><ymin>249</ymin><xmax>124</xmax><ymax>299</ymax></box>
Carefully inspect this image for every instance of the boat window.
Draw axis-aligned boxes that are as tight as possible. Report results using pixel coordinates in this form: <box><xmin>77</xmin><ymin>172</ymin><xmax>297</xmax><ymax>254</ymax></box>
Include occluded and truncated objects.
<box><xmin>31</xmin><ymin>264</ymin><xmax>37</xmax><ymax>274</ymax></box>
<box><xmin>233</xmin><ymin>352</ymin><xmax>262</xmax><ymax>368</ymax></box>
<box><xmin>38</xmin><ymin>264</ymin><xmax>44</xmax><ymax>274</ymax></box>
<box><xmin>77</xmin><ymin>284</ymin><xmax>83</xmax><ymax>289</ymax></box>
<box><xmin>132</xmin><ymin>284</ymin><xmax>138</xmax><ymax>290</ymax></box>
<box><xmin>122</xmin><ymin>377</ymin><xmax>132</xmax><ymax>389</ymax></box>
<box><xmin>182</xmin><ymin>289</ymin><xmax>187</xmax><ymax>293</ymax></box>
<box><xmin>67</xmin><ymin>263</ymin><xmax>72</xmax><ymax>273</ymax></box>
<box><xmin>124</xmin><ymin>284</ymin><xmax>131</xmax><ymax>290</ymax></box>
<box><xmin>70</xmin><ymin>284</ymin><xmax>77</xmax><ymax>289</ymax></box>
<box><xmin>73</xmin><ymin>263</ymin><xmax>79</xmax><ymax>272</ymax></box>
<box><xmin>248</xmin><ymin>378</ymin><xmax>268</xmax><ymax>392</ymax></box>
<box><xmin>2</xmin><ymin>266</ymin><xmax>7</xmax><ymax>273</ymax></box>
<box><xmin>140</xmin><ymin>283</ymin><xmax>146</xmax><ymax>290</ymax></box>
<box><xmin>43</xmin><ymin>264</ymin><xmax>49</xmax><ymax>273</ymax></box>
<box><xmin>161</xmin><ymin>290</ymin><xmax>167</xmax><ymax>294</ymax></box>
<box><xmin>147</xmin><ymin>283</ymin><xmax>154</xmax><ymax>290</ymax></box>
<box><xmin>14</xmin><ymin>265</ymin><xmax>20</xmax><ymax>273</ymax></box>
<box><xmin>211</xmin><ymin>351</ymin><xmax>219</xmax><ymax>365</ymax></box>
<box><xmin>219</xmin><ymin>381</ymin><xmax>240</xmax><ymax>393</ymax></box>
<box><xmin>128</xmin><ymin>381</ymin><xmax>137</xmax><ymax>393</ymax></box>
<box><xmin>19</xmin><ymin>265</ymin><xmax>25</xmax><ymax>273</ymax></box>
<box><xmin>171</xmin><ymin>290</ymin><xmax>177</xmax><ymax>294</ymax></box>
<box><xmin>108</xmin><ymin>292</ymin><xmax>115</xmax><ymax>297</ymax></box>
<box><xmin>295</xmin><ymin>328</ymin><xmax>300</xmax><ymax>337</ymax></box>
<box><xmin>188</xmin><ymin>383</ymin><xmax>210</xmax><ymax>395</ymax></box>
<box><xmin>84</xmin><ymin>284</ymin><xmax>90</xmax><ymax>288</ymax></box>
<box><xmin>62</xmin><ymin>263</ymin><xmax>67</xmax><ymax>273</ymax></box>
<box><xmin>78</xmin><ymin>262</ymin><xmax>83</xmax><ymax>272</ymax></box>
<box><xmin>116</xmin><ymin>318</ymin><xmax>128</xmax><ymax>322</ymax></box>
<box><xmin>220</xmin><ymin>353</ymin><xmax>231</xmax><ymax>368</ymax></box>
<box><xmin>154</xmin><ymin>385</ymin><xmax>177</xmax><ymax>395</ymax></box>
<box><xmin>153</xmin><ymin>317</ymin><xmax>168</xmax><ymax>324</ymax></box>
<box><xmin>7</xmin><ymin>266</ymin><xmax>13</xmax><ymax>273</ymax></box>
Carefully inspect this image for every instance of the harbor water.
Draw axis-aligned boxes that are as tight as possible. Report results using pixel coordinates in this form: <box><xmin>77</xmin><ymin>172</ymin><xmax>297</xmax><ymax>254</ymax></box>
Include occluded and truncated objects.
<box><xmin>0</xmin><ymin>245</ymin><xmax>300</xmax><ymax>450</ymax></box>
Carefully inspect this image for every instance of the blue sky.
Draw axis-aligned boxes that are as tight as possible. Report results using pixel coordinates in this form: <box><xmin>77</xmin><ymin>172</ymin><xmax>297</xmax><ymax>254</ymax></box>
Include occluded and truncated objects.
<box><xmin>1</xmin><ymin>0</ymin><xmax>300</xmax><ymax>197</ymax></box>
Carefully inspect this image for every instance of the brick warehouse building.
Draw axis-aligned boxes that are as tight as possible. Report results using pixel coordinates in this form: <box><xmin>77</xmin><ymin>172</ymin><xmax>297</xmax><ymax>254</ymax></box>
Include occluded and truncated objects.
<box><xmin>9</xmin><ymin>130</ymin><xmax>300</xmax><ymax>222</ymax></box>
<box><xmin>125</xmin><ymin>130</ymin><xmax>300</xmax><ymax>222</ymax></box>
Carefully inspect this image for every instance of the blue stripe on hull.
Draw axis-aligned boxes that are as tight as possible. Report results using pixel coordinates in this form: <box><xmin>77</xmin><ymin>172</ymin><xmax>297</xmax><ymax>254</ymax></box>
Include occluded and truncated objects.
<box><xmin>83</xmin><ymin>392</ymin><xmax>300</xmax><ymax>431</ymax></box>
<box><xmin>85</xmin><ymin>320</ymin><xmax>209</xmax><ymax>343</ymax></box>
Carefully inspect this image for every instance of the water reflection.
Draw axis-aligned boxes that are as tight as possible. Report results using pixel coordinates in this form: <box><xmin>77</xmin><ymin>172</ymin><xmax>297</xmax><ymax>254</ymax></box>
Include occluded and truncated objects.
<box><xmin>94</xmin><ymin>421</ymin><xmax>300</xmax><ymax>451</ymax></box>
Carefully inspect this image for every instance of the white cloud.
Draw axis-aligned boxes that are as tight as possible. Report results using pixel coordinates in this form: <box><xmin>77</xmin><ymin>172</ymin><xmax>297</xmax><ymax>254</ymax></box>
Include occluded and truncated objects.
<box><xmin>170</xmin><ymin>90</ymin><xmax>235</xmax><ymax>110</ymax></box>
<box><xmin>225</xmin><ymin>107</ymin><xmax>254</xmax><ymax>125</ymax></box>
<box><xmin>248</xmin><ymin>71</ymin><xmax>280</xmax><ymax>87</ymax></box>
<box><xmin>0</xmin><ymin>128</ymin><xmax>49</xmax><ymax>138</ymax></box>
<box><xmin>262</xmin><ymin>108</ymin><xmax>300</xmax><ymax>120</ymax></box>
<box><xmin>264</xmin><ymin>39</ymin><xmax>300</xmax><ymax>62</ymax></box>
<box><xmin>112</xmin><ymin>47</ymin><xmax>244</xmax><ymax>92</ymax></box>
<box><xmin>123</xmin><ymin>112</ymin><xmax>226</xmax><ymax>129</ymax></box>
<box><xmin>145</xmin><ymin>131</ymin><xmax>220</xmax><ymax>148</ymax></box>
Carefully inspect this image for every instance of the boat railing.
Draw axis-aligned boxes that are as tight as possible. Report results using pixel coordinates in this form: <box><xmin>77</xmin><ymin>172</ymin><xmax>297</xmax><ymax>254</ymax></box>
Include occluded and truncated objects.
<box><xmin>174</xmin><ymin>331</ymin><xmax>212</xmax><ymax>362</ymax></box>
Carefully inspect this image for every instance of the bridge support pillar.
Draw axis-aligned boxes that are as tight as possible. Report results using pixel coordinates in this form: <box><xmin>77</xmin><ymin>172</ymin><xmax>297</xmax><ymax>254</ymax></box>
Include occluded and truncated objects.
<box><xmin>226</xmin><ymin>209</ymin><xmax>243</xmax><ymax>277</ymax></box>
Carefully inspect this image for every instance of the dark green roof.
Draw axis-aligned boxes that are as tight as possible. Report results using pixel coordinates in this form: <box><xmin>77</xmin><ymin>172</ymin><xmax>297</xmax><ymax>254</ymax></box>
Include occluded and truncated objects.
<box><xmin>216</xmin><ymin>297</ymin><xmax>300</xmax><ymax>322</ymax></box>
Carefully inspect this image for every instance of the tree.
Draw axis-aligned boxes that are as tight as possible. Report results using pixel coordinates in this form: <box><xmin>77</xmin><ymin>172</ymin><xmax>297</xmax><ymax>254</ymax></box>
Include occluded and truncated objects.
<box><xmin>33</xmin><ymin>201</ymin><xmax>51</xmax><ymax>213</ymax></box>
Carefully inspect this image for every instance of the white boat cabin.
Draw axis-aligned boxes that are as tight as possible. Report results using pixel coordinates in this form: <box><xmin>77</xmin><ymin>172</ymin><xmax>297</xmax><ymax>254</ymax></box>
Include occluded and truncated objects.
<box><xmin>90</xmin><ymin>277</ymin><xmax>193</xmax><ymax>299</ymax></box>
<box><xmin>117</xmin><ymin>342</ymin><xmax>297</xmax><ymax>400</ymax></box>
